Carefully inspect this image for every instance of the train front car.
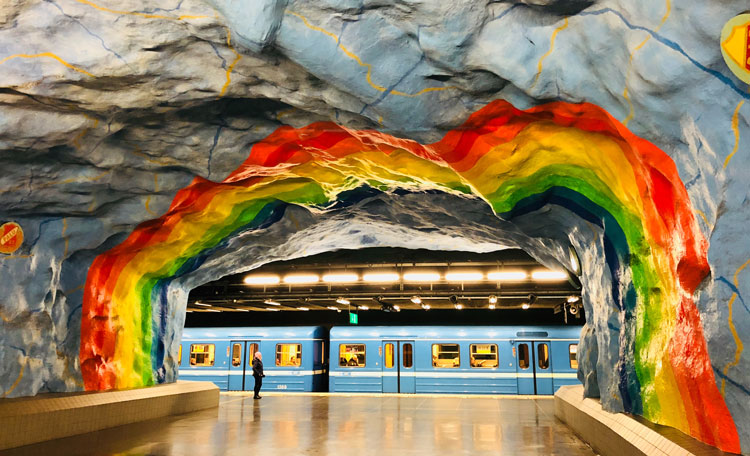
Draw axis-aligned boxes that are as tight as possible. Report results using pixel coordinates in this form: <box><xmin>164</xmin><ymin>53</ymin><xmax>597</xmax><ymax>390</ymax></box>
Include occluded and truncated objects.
<box><xmin>178</xmin><ymin>326</ymin><xmax>328</xmax><ymax>392</ymax></box>
<box><xmin>329</xmin><ymin>326</ymin><xmax>581</xmax><ymax>395</ymax></box>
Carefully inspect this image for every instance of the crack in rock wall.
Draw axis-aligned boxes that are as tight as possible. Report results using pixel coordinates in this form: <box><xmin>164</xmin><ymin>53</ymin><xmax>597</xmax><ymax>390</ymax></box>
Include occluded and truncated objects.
<box><xmin>0</xmin><ymin>0</ymin><xmax>748</xmax><ymax>453</ymax></box>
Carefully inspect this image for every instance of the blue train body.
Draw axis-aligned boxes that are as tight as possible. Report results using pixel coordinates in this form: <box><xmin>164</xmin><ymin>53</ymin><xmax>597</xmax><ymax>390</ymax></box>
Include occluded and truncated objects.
<box><xmin>178</xmin><ymin>326</ymin><xmax>327</xmax><ymax>392</ymax></box>
<box><xmin>178</xmin><ymin>325</ymin><xmax>581</xmax><ymax>395</ymax></box>
<box><xmin>328</xmin><ymin>326</ymin><xmax>581</xmax><ymax>395</ymax></box>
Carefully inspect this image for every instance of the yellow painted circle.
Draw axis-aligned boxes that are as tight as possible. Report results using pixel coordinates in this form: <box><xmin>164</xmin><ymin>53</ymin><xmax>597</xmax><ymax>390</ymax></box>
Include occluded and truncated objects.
<box><xmin>0</xmin><ymin>222</ymin><xmax>24</xmax><ymax>254</ymax></box>
<box><xmin>721</xmin><ymin>13</ymin><xmax>750</xmax><ymax>85</ymax></box>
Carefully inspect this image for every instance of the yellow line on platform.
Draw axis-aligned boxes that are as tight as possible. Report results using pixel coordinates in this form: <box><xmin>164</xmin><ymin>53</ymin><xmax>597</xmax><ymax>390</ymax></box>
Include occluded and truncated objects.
<box><xmin>723</xmin><ymin>100</ymin><xmax>745</xmax><ymax>169</ymax></box>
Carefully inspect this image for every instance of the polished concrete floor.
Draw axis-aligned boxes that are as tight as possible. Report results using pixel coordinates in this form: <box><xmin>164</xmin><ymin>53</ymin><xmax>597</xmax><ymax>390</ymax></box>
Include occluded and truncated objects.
<box><xmin>3</xmin><ymin>393</ymin><xmax>597</xmax><ymax>456</ymax></box>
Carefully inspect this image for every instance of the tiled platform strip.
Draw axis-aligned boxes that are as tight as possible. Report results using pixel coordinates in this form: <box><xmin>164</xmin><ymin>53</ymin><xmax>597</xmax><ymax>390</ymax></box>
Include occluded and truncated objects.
<box><xmin>555</xmin><ymin>385</ymin><xmax>735</xmax><ymax>456</ymax></box>
<box><xmin>0</xmin><ymin>381</ymin><xmax>219</xmax><ymax>450</ymax></box>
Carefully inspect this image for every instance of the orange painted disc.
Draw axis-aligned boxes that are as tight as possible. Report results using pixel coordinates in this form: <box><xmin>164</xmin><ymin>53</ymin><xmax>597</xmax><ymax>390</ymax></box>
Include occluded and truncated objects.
<box><xmin>0</xmin><ymin>222</ymin><xmax>24</xmax><ymax>254</ymax></box>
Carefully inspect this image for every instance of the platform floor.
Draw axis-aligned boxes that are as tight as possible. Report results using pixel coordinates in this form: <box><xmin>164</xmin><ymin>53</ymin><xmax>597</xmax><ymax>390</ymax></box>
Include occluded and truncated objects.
<box><xmin>2</xmin><ymin>393</ymin><xmax>596</xmax><ymax>455</ymax></box>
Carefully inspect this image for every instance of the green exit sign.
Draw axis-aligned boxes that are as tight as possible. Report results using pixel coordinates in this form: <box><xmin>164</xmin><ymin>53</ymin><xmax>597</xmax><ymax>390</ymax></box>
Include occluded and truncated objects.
<box><xmin>349</xmin><ymin>312</ymin><xmax>358</xmax><ymax>325</ymax></box>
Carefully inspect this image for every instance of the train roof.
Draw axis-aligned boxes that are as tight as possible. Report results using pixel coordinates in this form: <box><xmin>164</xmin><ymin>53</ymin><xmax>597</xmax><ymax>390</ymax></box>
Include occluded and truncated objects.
<box><xmin>329</xmin><ymin>325</ymin><xmax>582</xmax><ymax>340</ymax></box>
<box><xmin>182</xmin><ymin>326</ymin><xmax>327</xmax><ymax>340</ymax></box>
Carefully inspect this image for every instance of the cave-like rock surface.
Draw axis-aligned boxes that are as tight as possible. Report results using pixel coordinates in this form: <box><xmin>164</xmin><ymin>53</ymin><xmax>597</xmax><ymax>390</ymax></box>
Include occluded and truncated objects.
<box><xmin>0</xmin><ymin>0</ymin><xmax>748</xmax><ymax>453</ymax></box>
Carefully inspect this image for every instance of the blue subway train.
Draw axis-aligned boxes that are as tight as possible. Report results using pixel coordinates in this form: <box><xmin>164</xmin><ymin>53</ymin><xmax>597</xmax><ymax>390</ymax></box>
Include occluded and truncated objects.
<box><xmin>178</xmin><ymin>325</ymin><xmax>581</xmax><ymax>395</ymax></box>
<box><xmin>178</xmin><ymin>326</ymin><xmax>327</xmax><ymax>392</ymax></box>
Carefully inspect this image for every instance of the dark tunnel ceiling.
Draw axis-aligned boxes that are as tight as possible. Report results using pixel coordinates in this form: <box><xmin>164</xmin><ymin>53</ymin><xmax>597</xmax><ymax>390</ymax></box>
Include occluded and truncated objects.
<box><xmin>187</xmin><ymin>248</ymin><xmax>583</xmax><ymax>315</ymax></box>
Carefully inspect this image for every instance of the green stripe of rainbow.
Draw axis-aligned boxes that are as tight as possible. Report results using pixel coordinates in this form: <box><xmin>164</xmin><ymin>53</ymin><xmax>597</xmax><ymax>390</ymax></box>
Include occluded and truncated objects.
<box><xmin>80</xmin><ymin>100</ymin><xmax>739</xmax><ymax>452</ymax></box>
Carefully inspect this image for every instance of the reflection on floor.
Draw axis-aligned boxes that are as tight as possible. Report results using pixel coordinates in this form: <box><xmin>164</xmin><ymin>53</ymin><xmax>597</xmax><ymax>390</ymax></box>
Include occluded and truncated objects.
<box><xmin>3</xmin><ymin>394</ymin><xmax>597</xmax><ymax>455</ymax></box>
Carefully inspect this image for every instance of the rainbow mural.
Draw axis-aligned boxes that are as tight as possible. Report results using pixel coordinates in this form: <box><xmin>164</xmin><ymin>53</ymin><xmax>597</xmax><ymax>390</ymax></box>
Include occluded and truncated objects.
<box><xmin>80</xmin><ymin>100</ymin><xmax>739</xmax><ymax>452</ymax></box>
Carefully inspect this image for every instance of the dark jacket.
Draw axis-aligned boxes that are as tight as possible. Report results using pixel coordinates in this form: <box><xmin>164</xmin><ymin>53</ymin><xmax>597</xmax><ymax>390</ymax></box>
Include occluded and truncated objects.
<box><xmin>252</xmin><ymin>357</ymin><xmax>264</xmax><ymax>377</ymax></box>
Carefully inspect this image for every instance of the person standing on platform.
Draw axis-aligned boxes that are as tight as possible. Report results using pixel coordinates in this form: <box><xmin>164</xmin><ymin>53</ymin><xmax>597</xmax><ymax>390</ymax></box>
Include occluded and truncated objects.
<box><xmin>252</xmin><ymin>351</ymin><xmax>265</xmax><ymax>399</ymax></box>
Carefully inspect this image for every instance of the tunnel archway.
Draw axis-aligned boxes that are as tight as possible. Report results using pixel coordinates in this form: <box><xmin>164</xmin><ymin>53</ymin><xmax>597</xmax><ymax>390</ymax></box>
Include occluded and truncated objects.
<box><xmin>80</xmin><ymin>100</ymin><xmax>739</xmax><ymax>452</ymax></box>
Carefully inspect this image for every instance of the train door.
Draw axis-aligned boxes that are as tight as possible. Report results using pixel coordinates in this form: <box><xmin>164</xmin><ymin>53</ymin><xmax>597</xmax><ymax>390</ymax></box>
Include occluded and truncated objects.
<box><xmin>515</xmin><ymin>341</ymin><xmax>534</xmax><ymax>394</ymax></box>
<box><xmin>227</xmin><ymin>340</ymin><xmax>259</xmax><ymax>391</ymax></box>
<box><xmin>382</xmin><ymin>340</ymin><xmax>416</xmax><ymax>393</ymax></box>
<box><xmin>533</xmin><ymin>341</ymin><xmax>553</xmax><ymax>394</ymax></box>
<box><xmin>514</xmin><ymin>341</ymin><xmax>553</xmax><ymax>395</ymax></box>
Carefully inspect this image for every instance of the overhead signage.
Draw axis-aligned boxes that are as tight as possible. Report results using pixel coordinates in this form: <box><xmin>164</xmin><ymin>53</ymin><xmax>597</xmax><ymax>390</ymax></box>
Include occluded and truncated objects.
<box><xmin>349</xmin><ymin>312</ymin><xmax>358</xmax><ymax>325</ymax></box>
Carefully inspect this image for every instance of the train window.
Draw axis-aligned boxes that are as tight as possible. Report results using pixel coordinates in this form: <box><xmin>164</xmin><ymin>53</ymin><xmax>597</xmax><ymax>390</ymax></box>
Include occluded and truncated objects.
<box><xmin>402</xmin><ymin>343</ymin><xmax>413</xmax><ymax>368</ymax></box>
<box><xmin>248</xmin><ymin>343</ymin><xmax>259</xmax><ymax>366</ymax></box>
<box><xmin>189</xmin><ymin>344</ymin><xmax>215</xmax><ymax>366</ymax></box>
<box><xmin>384</xmin><ymin>343</ymin><xmax>394</xmax><ymax>368</ymax></box>
<box><xmin>339</xmin><ymin>344</ymin><xmax>366</xmax><ymax>367</ymax></box>
<box><xmin>231</xmin><ymin>343</ymin><xmax>242</xmax><ymax>367</ymax></box>
<box><xmin>537</xmin><ymin>343</ymin><xmax>549</xmax><ymax>370</ymax></box>
<box><xmin>432</xmin><ymin>344</ymin><xmax>460</xmax><ymax>368</ymax></box>
<box><xmin>569</xmin><ymin>344</ymin><xmax>578</xmax><ymax>369</ymax></box>
<box><xmin>470</xmin><ymin>344</ymin><xmax>498</xmax><ymax>368</ymax></box>
<box><xmin>276</xmin><ymin>344</ymin><xmax>302</xmax><ymax>367</ymax></box>
<box><xmin>518</xmin><ymin>343</ymin><xmax>529</xmax><ymax>369</ymax></box>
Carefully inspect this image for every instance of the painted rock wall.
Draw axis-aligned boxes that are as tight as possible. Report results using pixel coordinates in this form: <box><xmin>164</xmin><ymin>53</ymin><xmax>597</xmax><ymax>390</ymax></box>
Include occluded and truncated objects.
<box><xmin>0</xmin><ymin>0</ymin><xmax>748</xmax><ymax>453</ymax></box>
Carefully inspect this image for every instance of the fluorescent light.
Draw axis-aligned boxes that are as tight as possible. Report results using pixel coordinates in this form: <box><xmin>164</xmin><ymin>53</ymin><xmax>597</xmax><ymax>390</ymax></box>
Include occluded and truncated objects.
<box><xmin>283</xmin><ymin>274</ymin><xmax>319</xmax><ymax>284</ymax></box>
<box><xmin>421</xmin><ymin>304</ymin><xmax>431</xmax><ymax>310</ymax></box>
<box><xmin>186</xmin><ymin>310</ymin><xmax>194</xmax><ymax>313</ymax></box>
<box><xmin>445</xmin><ymin>271</ymin><xmax>483</xmax><ymax>282</ymax></box>
<box><xmin>455</xmin><ymin>304</ymin><xmax>463</xmax><ymax>310</ymax></box>
<box><xmin>393</xmin><ymin>305</ymin><xmax>400</xmax><ymax>312</ymax></box>
<box><xmin>410</xmin><ymin>296</ymin><xmax>422</xmax><ymax>304</ymax></box>
<box><xmin>403</xmin><ymin>271</ymin><xmax>440</xmax><ymax>282</ymax></box>
<box><xmin>532</xmin><ymin>270</ymin><xmax>568</xmax><ymax>281</ymax></box>
<box><xmin>327</xmin><ymin>306</ymin><xmax>341</xmax><ymax>312</ymax></box>
<box><xmin>358</xmin><ymin>305</ymin><xmax>369</xmax><ymax>310</ymax></box>
<box><xmin>193</xmin><ymin>302</ymin><xmax>211</xmax><ymax>307</ymax></box>
<box><xmin>298</xmin><ymin>307</ymin><xmax>309</xmax><ymax>311</ymax></box>
<box><xmin>205</xmin><ymin>309</ymin><xmax>220</xmax><ymax>312</ymax></box>
<box><xmin>264</xmin><ymin>299</ymin><xmax>280</xmax><ymax>306</ymax></box>
<box><xmin>488</xmin><ymin>295</ymin><xmax>498</xmax><ymax>304</ymax></box>
<box><xmin>567</xmin><ymin>296</ymin><xmax>580</xmax><ymax>303</ymax></box>
<box><xmin>336</xmin><ymin>297</ymin><xmax>350</xmax><ymax>305</ymax></box>
<box><xmin>322</xmin><ymin>273</ymin><xmax>359</xmax><ymax>283</ymax></box>
<box><xmin>266</xmin><ymin>308</ymin><xmax>280</xmax><ymax>312</ymax></box>
<box><xmin>235</xmin><ymin>308</ymin><xmax>250</xmax><ymax>312</ymax></box>
<box><xmin>244</xmin><ymin>275</ymin><xmax>280</xmax><ymax>285</ymax></box>
<box><xmin>488</xmin><ymin>304</ymin><xmax>496</xmax><ymax>310</ymax></box>
<box><xmin>363</xmin><ymin>272</ymin><xmax>400</xmax><ymax>283</ymax></box>
<box><xmin>487</xmin><ymin>271</ymin><xmax>528</xmax><ymax>281</ymax></box>
<box><xmin>522</xmin><ymin>303</ymin><xmax>530</xmax><ymax>310</ymax></box>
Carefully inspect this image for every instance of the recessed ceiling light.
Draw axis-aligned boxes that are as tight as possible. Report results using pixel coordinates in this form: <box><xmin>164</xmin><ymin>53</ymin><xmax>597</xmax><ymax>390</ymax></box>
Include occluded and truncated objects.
<box><xmin>283</xmin><ymin>274</ymin><xmax>319</xmax><ymax>284</ymax></box>
<box><xmin>323</xmin><ymin>273</ymin><xmax>359</xmax><ymax>283</ymax></box>
<box><xmin>445</xmin><ymin>271</ymin><xmax>483</xmax><ymax>282</ymax></box>
<box><xmin>410</xmin><ymin>296</ymin><xmax>422</xmax><ymax>304</ymax></box>
<box><xmin>455</xmin><ymin>304</ymin><xmax>463</xmax><ymax>310</ymax></box>
<box><xmin>243</xmin><ymin>275</ymin><xmax>280</xmax><ymax>285</ymax></box>
<box><xmin>363</xmin><ymin>272</ymin><xmax>400</xmax><ymax>283</ymax></box>
<box><xmin>358</xmin><ymin>305</ymin><xmax>369</xmax><ymax>310</ymax></box>
<box><xmin>522</xmin><ymin>303</ymin><xmax>530</xmax><ymax>310</ymax></box>
<box><xmin>531</xmin><ymin>270</ymin><xmax>567</xmax><ymax>281</ymax></box>
<box><xmin>567</xmin><ymin>296</ymin><xmax>580</xmax><ymax>303</ymax></box>
<box><xmin>336</xmin><ymin>297</ymin><xmax>350</xmax><ymax>305</ymax></box>
<box><xmin>488</xmin><ymin>295</ymin><xmax>498</xmax><ymax>304</ymax></box>
<box><xmin>488</xmin><ymin>304</ymin><xmax>496</xmax><ymax>310</ymax></box>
